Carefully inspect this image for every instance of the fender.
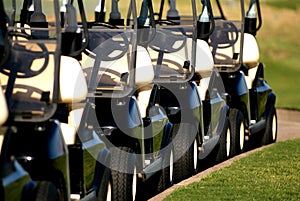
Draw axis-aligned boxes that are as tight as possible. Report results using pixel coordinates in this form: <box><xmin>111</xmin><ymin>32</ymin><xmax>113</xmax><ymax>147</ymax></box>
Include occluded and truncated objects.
<box><xmin>160</xmin><ymin>121</ymin><xmax>173</xmax><ymax>150</ymax></box>
<box><xmin>216</xmin><ymin>104</ymin><xmax>230</xmax><ymax>138</ymax></box>
<box><xmin>46</xmin><ymin>120</ymin><xmax>68</xmax><ymax>160</ymax></box>
<box><xmin>264</xmin><ymin>92</ymin><xmax>276</xmax><ymax>119</ymax></box>
<box><xmin>2</xmin><ymin>161</ymin><xmax>33</xmax><ymax>201</ymax></box>
<box><xmin>13</xmin><ymin>120</ymin><xmax>67</xmax><ymax>160</ymax></box>
<box><xmin>93</xmin><ymin>147</ymin><xmax>110</xmax><ymax>192</ymax></box>
<box><xmin>189</xmin><ymin>82</ymin><xmax>202</xmax><ymax>110</ymax></box>
<box><xmin>198</xmin><ymin>104</ymin><xmax>229</xmax><ymax>160</ymax></box>
<box><xmin>236</xmin><ymin>72</ymin><xmax>251</xmax><ymax>123</ymax></box>
<box><xmin>187</xmin><ymin>82</ymin><xmax>202</xmax><ymax>125</ymax></box>
<box><xmin>236</xmin><ymin>71</ymin><xmax>249</xmax><ymax>97</ymax></box>
<box><xmin>9</xmin><ymin>120</ymin><xmax>70</xmax><ymax>200</ymax></box>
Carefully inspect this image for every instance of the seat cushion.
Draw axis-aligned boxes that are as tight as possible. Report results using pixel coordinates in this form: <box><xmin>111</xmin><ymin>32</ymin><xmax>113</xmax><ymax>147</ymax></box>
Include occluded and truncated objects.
<box><xmin>243</xmin><ymin>33</ymin><xmax>259</xmax><ymax>68</ymax></box>
<box><xmin>195</xmin><ymin>39</ymin><xmax>214</xmax><ymax>78</ymax></box>
<box><xmin>0</xmin><ymin>55</ymin><xmax>87</xmax><ymax>104</ymax></box>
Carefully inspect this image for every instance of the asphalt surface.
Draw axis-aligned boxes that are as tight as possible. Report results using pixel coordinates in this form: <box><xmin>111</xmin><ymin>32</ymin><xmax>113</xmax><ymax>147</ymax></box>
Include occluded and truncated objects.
<box><xmin>148</xmin><ymin>109</ymin><xmax>300</xmax><ymax>201</ymax></box>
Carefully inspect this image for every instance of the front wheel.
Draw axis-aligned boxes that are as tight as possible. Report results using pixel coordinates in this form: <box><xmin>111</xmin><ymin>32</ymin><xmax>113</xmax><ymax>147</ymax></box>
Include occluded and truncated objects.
<box><xmin>173</xmin><ymin>124</ymin><xmax>198</xmax><ymax>183</ymax></box>
<box><xmin>261</xmin><ymin>106</ymin><xmax>277</xmax><ymax>145</ymax></box>
<box><xmin>229</xmin><ymin>109</ymin><xmax>245</xmax><ymax>156</ymax></box>
<box><xmin>157</xmin><ymin>145</ymin><xmax>174</xmax><ymax>192</ymax></box>
<box><xmin>97</xmin><ymin>167</ymin><xmax>112</xmax><ymax>201</ymax></box>
<box><xmin>110</xmin><ymin>147</ymin><xmax>138</xmax><ymax>201</ymax></box>
<box><xmin>215</xmin><ymin>117</ymin><xmax>231</xmax><ymax>163</ymax></box>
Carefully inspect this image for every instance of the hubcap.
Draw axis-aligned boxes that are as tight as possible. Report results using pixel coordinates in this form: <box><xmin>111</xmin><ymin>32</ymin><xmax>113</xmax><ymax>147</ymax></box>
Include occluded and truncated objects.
<box><xmin>272</xmin><ymin>115</ymin><xmax>277</xmax><ymax>141</ymax></box>
<box><xmin>106</xmin><ymin>181</ymin><xmax>112</xmax><ymax>201</ymax></box>
<box><xmin>240</xmin><ymin>122</ymin><xmax>245</xmax><ymax>151</ymax></box>
<box><xmin>193</xmin><ymin>139</ymin><xmax>198</xmax><ymax>171</ymax></box>
<box><xmin>169</xmin><ymin>150</ymin><xmax>174</xmax><ymax>184</ymax></box>
<box><xmin>226</xmin><ymin>128</ymin><xmax>230</xmax><ymax>157</ymax></box>
<box><xmin>132</xmin><ymin>166</ymin><xmax>137</xmax><ymax>201</ymax></box>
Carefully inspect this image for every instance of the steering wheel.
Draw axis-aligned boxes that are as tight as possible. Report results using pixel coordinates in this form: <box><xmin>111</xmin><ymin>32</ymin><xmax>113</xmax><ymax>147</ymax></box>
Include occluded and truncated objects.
<box><xmin>0</xmin><ymin>31</ymin><xmax>49</xmax><ymax>78</ymax></box>
<box><xmin>209</xmin><ymin>21</ymin><xmax>239</xmax><ymax>49</ymax></box>
<box><xmin>155</xmin><ymin>19</ymin><xmax>178</xmax><ymax>26</ymax></box>
<box><xmin>88</xmin><ymin>21</ymin><xmax>119</xmax><ymax>29</ymax></box>
<box><xmin>9</xmin><ymin>84</ymin><xmax>48</xmax><ymax>102</ymax></box>
<box><xmin>84</xmin><ymin>67</ymin><xmax>125</xmax><ymax>85</ymax></box>
<box><xmin>86</xmin><ymin>32</ymin><xmax>129</xmax><ymax>61</ymax></box>
<box><xmin>149</xmin><ymin>28</ymin><xmax>187</xmax><ymax>53</ymax></box>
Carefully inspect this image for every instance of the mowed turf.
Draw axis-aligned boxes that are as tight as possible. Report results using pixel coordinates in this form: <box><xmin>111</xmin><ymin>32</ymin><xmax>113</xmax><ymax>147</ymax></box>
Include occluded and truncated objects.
<box><xmin>164</xmin><ymin>138</ymin><xmax>300</xmax><ymax>201</ymax></box>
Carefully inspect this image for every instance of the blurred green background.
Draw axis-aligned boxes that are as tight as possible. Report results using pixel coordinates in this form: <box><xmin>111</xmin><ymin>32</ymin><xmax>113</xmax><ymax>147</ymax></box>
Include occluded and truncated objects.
<box><xmin>258</xmin><ymin>0</ymin><xmax>300</xmax><ymax>110</ymax></box>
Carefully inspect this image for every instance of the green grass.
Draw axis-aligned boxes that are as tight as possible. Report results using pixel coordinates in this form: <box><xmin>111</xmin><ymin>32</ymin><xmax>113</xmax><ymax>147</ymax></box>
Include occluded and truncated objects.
<box><xmin>263</xmin><ymin>0</ymin><xmax>300</xmax><ymax>10</ymax></box>
<box><xmin>164</xmin><ymin>138</ymin><xmax>300</xmax><ymax>201</ymax></box>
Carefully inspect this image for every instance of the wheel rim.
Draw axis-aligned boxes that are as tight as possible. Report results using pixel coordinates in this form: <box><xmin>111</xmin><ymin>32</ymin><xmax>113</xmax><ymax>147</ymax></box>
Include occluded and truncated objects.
<box><xmin>132</xmin><ymin>166</ymin><xmax>137</xmax><ymax>201</ymax></box>
<box><xmin>169</xmin><ymin>149</ymin><xmax>174</xmax><ymax>184</ymax></box>
<box><xmin>226</xmin><ymin>128</ymin><xmax>231</xmax><ymax>157</ymax></box>
<box><xmin>106</xmin><ymin>181</ymin><xmax>112</xmax><ymax>201</ymax></box>
<box><xmin>193</xmin><ymin>139</ymin><xmax>198</xmax><ymax>171</ymax></box>
<box><xmin>272</xmin><ymin>115</ymin><xmax>277</xmax><ymax>141</ymax></box>
<box><xmin>240</xmin><ymin>122</ymin><xmax>245</xmax><ymax>151</ymax></box>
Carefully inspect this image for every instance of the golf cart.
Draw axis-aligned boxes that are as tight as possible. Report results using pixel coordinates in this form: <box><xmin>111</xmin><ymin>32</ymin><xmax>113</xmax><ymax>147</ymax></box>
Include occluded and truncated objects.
<box><xmin>146</xmin><ymin>0</ymin><xmax>231</xmax><ymax>182</ymax></box>
<box><xmin>79</xmin><ymin>0</ymin><xmax>177</xmax><ymax>199</ymax></box>
<box><xmin>207</xmin><ymin>0</ymin><xmax>277</xmax><ymax>154</ymax></box>
<box><xmin>1</xmin><ymin>3</ymin><xmax>38</xmax><ymax>200</ymax></box>
<box><xmin>0</xmin><ymin>0</ymin><xmax>111</xmax><ymax>200</ymax></box>
<box><xmin>0</xmin><ymin>2</ymin><xmax>41</xmax><ymax>200</ymax></box>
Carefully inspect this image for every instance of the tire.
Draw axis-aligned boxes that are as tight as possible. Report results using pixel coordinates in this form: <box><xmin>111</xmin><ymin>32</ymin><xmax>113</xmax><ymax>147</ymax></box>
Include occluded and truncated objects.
<box><xmin>215</xmin><ymin>118</ymin><xmax>231</xmax><ymax>163</ymax></box>
<box><xmin>261</xmin><ymin>106</ymin><xmax>277</xmax><ymax>145</ymax></box>
<box><xmin>34</xmin><ymin>181</ymin><xmax>60</xmax><ymax>201</ymax></box>
<box><xmin>110</xmin><ymin>147</ymin><xmax>138</xmax><ymax>201</ymax></box>
<box><xmin>97</xmin><ymin>167</ymin><xmax>112</xmax><ymax>201</ymax></box>
<box><xmin>157</xmin><ymin>145</ymin><xmax>174</xmax><ymax>192</ymax></box>
<box><xmin>228</xmin><ymin>109</ymin><xmax>245</xmax><ymax>156</ymax></box>
<box><xmin>173</xmin><ymin>124</ymin><xmax>198</xmax><ymax>183</ymax></box>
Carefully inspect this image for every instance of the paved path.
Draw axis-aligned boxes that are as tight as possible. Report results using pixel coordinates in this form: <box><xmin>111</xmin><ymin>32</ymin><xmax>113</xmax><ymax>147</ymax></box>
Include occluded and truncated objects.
<box><xmin>149</xmin><ymin>109</ymin><xmax>300</xmax><ymax>201</ymax></box>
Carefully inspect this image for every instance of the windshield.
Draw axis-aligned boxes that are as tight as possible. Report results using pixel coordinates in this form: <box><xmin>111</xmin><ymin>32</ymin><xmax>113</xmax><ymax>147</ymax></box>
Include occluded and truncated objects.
<box><xmin>146</xmin><ymin>0</ymin><xmax>199</xmax><ymax>83</ymax></box>
<box><xmin>209</xmin><ymin>0</ymin><xmax>245</xmax><ymax>72</ymax></box>
<box><xmin>0</xmin><ymin>0</ymin><xmax>61</xmax><ymax>122</ymax></box>
<box><xmin>78</xmin><ymin>0</ymin><xmax>139</xmax><ymax>98</ymax></box>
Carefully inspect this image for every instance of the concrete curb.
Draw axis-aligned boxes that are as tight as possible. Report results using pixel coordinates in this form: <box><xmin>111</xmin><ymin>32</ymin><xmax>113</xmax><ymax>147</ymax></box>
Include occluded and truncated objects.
<box><xmin>148</xmin><ymin>109</ymin><xmax>300</xmax><ymax>201</ymax></box>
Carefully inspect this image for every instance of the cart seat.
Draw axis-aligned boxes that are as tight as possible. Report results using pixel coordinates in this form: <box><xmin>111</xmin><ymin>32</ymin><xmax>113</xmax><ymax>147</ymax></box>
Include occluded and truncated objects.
<box><xmin>135</xmin><ymin>46</ymin><xmax>155</xmax><ymax>85</ymax></box>
<box><xmin>135</xmin><ymin>46</ymin><xmax>155</xmax><ymax>118</ymax></box>
<box><xmin>148</xmin><ymin>37</ymin><xmax>192</xmax><ymax>72</ymax></box>
<box><xmin>245</xmin><ymin>65</ymin><xmax>258</xmax><ymax>89</ymax></box>
<box><xmin>197</xmin><ymin>77</ymin><xmax>210</xmax><ymax>102</ymax></box>
<box><xmin>0</xmin><ymin>54</ymin><xmax>87</xmax><ymax>145</ymax></box>
<box><xmin>211</xmin><ymin>33</ymin><xmax>259</xmax><ymax>69</ymax></box>
<box><xmin>195</xmin><ymin>39</ymin><xmax>214</xmax><ymax>78</ymax></box>
<box><xmin>0</xmin><ymin>55</ymin><xmax>87</xmax><ymax>104</ymax></box>
<box><xmin>243</xmin><ymin>33</ymin><xmax>260</xmax><ymax>89</ymax></box>
<box><xmin>137</xmin><ymin>87</ymin><xmax>152</xmax><ymax>118</ymax></box>
<box><xmin>243</xmin><ymin>33</ymin><xmax>260</xmax><ymax>68</ymax></box>
<box><xmin>61</xmin><ymin>108</ymin><xmax>84</xmax><ymax>145</ymax></box>
<box><xmin>82</xmin><ymin>45</ymin><xmax>154</xmax><ymax>90</ymax></box>
<box><xmin>60</xmin><ymin>122</ymin><xmax>77</xmax><ymax>145</ymax></box>
<box><xmin>83</xmin><ymin>45</ymin><xmax>155</xmax><ymax>87</ymax></box>
<box><xmin>59</xmin><ymin>56</ymin><xmax>88</xmax><ymax>103</ymax></box>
